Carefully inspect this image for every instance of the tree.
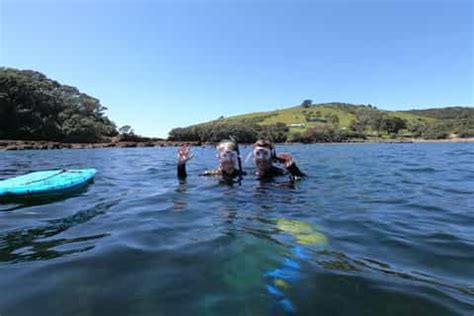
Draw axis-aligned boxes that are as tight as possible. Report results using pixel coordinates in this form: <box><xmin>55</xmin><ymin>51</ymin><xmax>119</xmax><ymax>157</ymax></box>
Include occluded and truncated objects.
<box><xmin>368</xmin><ymin>112</ymin><xmax>385</xmax><ymax>134</ymax></box>
<box><xmin>380</xmin><ymin>116</ymin><xmax>407</xmax><ymax>134</ymax></box>
<box><xmin>119</xmin><ymin>125</ymin><xmax>134</xmax><ymax>135</ymax></box>
<box><xmin>299</xmin><ymin>125</ymin><xmax>365</xmax><ymax>143</ymax></box>
<box><xmin>407</xmin><ymin>120</ymin><xmax>427</xmax><ymax>137</ymax></box>
<box><xmin>349</xmin><ymin>120</ymin><xmax>365</xmax><ymax>132</ymax></box>
<box><xmin>257</xmin><ymin>122</ymin><xmax>289</xmax><ymax>143</ymax></box>
<box><xmin>301</xmin><ymin>99</ymin><xmax>313</xmax><ymax>108</ymax></box>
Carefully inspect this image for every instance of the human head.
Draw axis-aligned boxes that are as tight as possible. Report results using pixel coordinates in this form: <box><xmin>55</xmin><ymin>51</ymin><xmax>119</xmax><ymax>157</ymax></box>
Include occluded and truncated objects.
<box><xmin>253</xmin><ymin>139</ymin><xmax>274</xmax><ymax>171</ymax></box>
<box><xmin>216</xmin><ymin>139</ymin><xmax>238</xmax><ymax>174</ymax></box>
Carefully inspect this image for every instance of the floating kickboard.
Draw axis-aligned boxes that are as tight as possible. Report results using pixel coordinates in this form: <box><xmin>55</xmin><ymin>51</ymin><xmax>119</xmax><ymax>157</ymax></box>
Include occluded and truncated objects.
<box><xmin>0</xmin><ymin>169</ymin><xmax>97</xmax><ymax>197</ymax></box>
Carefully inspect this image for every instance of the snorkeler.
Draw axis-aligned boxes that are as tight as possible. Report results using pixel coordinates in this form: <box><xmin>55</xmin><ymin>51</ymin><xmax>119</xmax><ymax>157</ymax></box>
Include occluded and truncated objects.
<box><xmin>252</xmin><ymin>139</ymin><xmax>306</xmax><ymax>180</ymax></box>
<box><xmin>177</xmin><ymin>139</ymin><xmax>245</xmax><ymax>182</ymax></box>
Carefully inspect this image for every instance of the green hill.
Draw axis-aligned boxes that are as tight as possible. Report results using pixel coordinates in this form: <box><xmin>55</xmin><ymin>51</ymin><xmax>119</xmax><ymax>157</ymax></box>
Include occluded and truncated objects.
<box><xmin>221</xmin><ymin>102</ymin><xmax>436</xmax><ymax>130</ymax></box>
<box><xmin>169</xmin><ymin>102</ymin><xmax>474</xmax><ymax>143</ymax></box>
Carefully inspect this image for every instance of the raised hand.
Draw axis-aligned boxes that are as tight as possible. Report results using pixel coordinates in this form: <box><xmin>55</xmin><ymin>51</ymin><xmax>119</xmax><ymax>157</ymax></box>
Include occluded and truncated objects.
<box><xmin>177</xmin><ymin>144</ymin><xmax>194</xmax><ymax>165</ymax></box>
<box><xmin>276</xmin><ymin>152</ymin><xmax>294</xmax><ymax>168</ymax></box>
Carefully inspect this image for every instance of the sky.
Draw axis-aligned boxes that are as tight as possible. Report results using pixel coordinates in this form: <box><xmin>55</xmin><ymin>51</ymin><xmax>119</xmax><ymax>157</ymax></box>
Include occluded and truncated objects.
<box><xmin>0</xmin><ymin>0</ymin><xmax>472</xmax><ymax>137</ymax></box>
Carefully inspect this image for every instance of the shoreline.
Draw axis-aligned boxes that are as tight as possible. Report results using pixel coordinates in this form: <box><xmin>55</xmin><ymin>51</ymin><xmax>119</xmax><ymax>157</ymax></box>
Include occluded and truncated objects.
<box><xmin>1</xmin><ymin>137</ymin><xmax>473</xmax><ymax>151</ymax></box>
<box><xmin>0</xmin><ymin>140</ymin><xmax>200</xmax><ymax>151</ymax></box>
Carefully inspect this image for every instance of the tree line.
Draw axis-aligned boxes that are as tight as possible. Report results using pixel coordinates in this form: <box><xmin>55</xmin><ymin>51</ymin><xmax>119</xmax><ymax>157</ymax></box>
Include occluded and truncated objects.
<box><xmin>0</xmin><ymin>68</ymin><xmax>118</xmax><ymax>143</ymax></box>
<box><xmin>169</xmin><ymin>122</ymin><xmax>289</xmax><ymax>143</ymax></box>
<box><xmin>349</xmin><ymin>108</ymin><xmax>407</xmax><ymax>134</ymax></box>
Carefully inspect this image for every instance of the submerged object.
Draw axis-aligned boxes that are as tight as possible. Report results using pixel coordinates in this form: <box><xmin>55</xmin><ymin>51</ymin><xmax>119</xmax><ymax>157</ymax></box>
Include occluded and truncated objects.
<box><xmin>292</xmin><ymin>246</ymin><xmax>310</xmax><ymax>260</ymax></box>
<box><xmin>264</xmin><ymin>267</ymin><xmax>300</xmax><ymax>281</ymax></box>
<box><xmin>264</xmin><ymin>218</ymin><xmax>329</xmax><ymax>313</ymax></box>
<box><xmin>274</xmin><ymin>278</ymin><xmax>291</xmax><ymax>290</ymax></box>
<box><xmin>296</xmin><ymin>232</ymin><xmax>327</xmax><ymax>245</ymax></box>
<box><xmin>277</xmin><ymin>218</ymin><xmax>328</xmax><ymax>246</ymax></box>
<box><xmin>278</xmin><ymin>298</ymin><xmax>296</xmax><ymax>313</ymax></box>
<box><xmin>0</xmin><ymin>169</ymin><xmax>97</xmax><ymax>198</ymax></box>
<box><xmin>277</xmin><ymin>218</ymin><xmax>313</xmax><ymax>235</ymax></box>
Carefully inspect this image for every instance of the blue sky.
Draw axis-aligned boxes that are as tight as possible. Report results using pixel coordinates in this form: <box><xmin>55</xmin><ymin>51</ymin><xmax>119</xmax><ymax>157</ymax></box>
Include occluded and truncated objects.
<box><xmin>1</xmin><ymin>0</ymin><xmax>472</xmax><ymax>137</ymax></box>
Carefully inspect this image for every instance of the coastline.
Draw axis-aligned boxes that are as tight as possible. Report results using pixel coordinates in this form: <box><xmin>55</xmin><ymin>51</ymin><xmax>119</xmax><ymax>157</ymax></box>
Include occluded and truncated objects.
<box><xmin>1</xmin><ymin>137</ymin><xmax>473</xmax><ymax>151</ymax></box>
<box><xmin>0</xmin><ymin>140</ymin><xmax>200</xmax><ymax>151</ymax></box>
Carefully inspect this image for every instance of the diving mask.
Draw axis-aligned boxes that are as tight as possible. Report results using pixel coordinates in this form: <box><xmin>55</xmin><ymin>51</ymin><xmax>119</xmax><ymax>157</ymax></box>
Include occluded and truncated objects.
<box><xmin>253</xmin><ymin>146</ymin><xmax>272</xmax><ymax>161</ymax></box>
<box><xmin>218</xmin><ymin>150</ymin><xmax>238</xmax><ymax>163</ymax></box>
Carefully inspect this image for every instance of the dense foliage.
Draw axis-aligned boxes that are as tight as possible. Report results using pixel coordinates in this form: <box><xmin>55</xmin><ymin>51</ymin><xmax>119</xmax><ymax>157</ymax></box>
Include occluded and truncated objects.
<box><xmin>0</xmin><ymin>68</ymin><xmax>117</xmax><ymax>142</ymax></box>
<box><xmin>406</xmin><ymin>118</ymin><xmax>474</xmax><ymax>139</ymax></box>
<box><xmin>349</xmin><ymin>108</ymin><xmax>406</xmax><ymax>134</ymax></box>
<box><xmin>169</xmin><ymin>122</ymin><xmax>289</xmax><ymax>143</ymax></box>
<box><xmin>289</xmin><ymin>126</ymin><xmax>366</xmax><ymax>143</ymax></box>
<box><xmin>404</xmin><ymin>108</ymin><xmax>474</xmax><ymax>139</ymax></box>
<box><xmin>403</xmin><ymin>107</ymin><xmax>474</xmax><ymax>120</ymax></box>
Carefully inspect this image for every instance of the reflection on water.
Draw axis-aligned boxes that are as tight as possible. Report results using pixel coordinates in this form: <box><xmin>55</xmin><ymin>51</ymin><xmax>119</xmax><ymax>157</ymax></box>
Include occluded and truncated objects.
<box><xmin>0</xmin><ymin>202</ymin><xmax>112</xmax><ymax>263</ymax></box>
<box><xmin>0</xmin><ymin>143</ymin><xmax>473</xmax><ymax>315</ymax></box>
<box><xmin>0</xmin><ymin>184</ymin><xmax>91</xmax><ymax>210</ymax></box>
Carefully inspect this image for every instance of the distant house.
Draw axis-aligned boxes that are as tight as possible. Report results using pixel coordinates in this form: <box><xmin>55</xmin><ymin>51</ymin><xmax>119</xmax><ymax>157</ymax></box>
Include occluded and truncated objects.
<box><xmin>288</xmin><ymin>123</ymin><xmax>306</xmax><ymax>128</ymax></box>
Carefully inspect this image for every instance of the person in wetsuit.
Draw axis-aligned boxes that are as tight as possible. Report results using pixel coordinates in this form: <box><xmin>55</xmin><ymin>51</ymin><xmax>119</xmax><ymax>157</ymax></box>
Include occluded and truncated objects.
<box><xmin>252</xmin><ymin>139</ymin><xmax>306</xmax><ymax>180</ymax></box>
<box><xmin>177</xmin><ymin>139</ymin><xmax>245</xmax><ymax>182</ymax></box>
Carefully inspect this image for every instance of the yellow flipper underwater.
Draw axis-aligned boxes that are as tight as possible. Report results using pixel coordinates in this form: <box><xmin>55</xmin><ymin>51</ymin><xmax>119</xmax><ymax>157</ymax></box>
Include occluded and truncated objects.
<box><xmin>277</xmin><ymin>219</ymin><xmax>313</xmax><ymax>235</ymax></box>
<box><xmin>277</xmin><ymin>219</ymin><xmax>328</xmax><ymax>246</ymax></box>
<box><xmin>275</xmin><ymin>278</ymin><xmax>291</xmax><ymax>290</ymax></box>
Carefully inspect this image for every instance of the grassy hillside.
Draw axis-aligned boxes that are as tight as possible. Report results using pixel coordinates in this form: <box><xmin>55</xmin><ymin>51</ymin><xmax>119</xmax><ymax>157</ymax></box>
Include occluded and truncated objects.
<box><xmin>168</xmin><ymin>102</ymin><xmax>473</xmax><ymax>142</ymax></box>
<box><xmin>216</xmin><ymin>103</ymin><xmax>436</xmax><ymax>134</ymax></box>
<box><xmin>230</xmin><ymin>105</ymin><xmax>354</xmax><ymax>127</ymax></box>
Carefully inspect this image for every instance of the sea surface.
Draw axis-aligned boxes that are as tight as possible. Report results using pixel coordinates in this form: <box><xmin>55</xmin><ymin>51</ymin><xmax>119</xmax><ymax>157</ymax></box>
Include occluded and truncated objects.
<box><xmin>0</xmin><ymin>143</ymin><xmax>473</xmax><ymax>315</ymax></box>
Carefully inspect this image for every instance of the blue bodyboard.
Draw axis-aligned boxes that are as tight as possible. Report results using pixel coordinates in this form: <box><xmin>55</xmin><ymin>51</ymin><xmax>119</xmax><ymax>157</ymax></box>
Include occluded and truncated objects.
<box><xmin>0</xmin><ymin>169</ymin><xmax>97</xmax><ymax>198</ymax></box>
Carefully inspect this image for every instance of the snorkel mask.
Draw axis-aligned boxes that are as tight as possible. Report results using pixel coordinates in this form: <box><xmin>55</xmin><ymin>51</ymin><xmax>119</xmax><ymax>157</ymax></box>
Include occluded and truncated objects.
<box><xmin>253</xmin><ymin>140</ymin><xmax>276</xmax><ymax>172</ymax></box>
<box><xmin>218</xmin><ymin>149</ymin><xmax>238</xmax><ymax>163</ymax></box>
<box><xmin>253</xmin><ymin>146</ymin><xmax>273</xmax><ymax>162</ymax></box>
<box><xmin>216</xmin><ymin>141</ymin><xmax>238</xmax><ymax>173</ymax></box>
<box><xmin>253</xmin><ymin>139</ymin><xmax>276</xmax><ymax>162</ymax></box>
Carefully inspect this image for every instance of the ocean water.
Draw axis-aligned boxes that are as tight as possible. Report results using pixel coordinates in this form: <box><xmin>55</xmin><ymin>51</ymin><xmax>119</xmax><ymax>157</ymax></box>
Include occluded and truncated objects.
<box><xmin>0</xmin><ymin>143</ymin><xmax>473</xmax><ymax>315</ymax></box>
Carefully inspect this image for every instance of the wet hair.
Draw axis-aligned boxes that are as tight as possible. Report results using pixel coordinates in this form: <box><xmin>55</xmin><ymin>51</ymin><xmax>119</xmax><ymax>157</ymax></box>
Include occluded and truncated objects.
<box><xmin>254</xmin><ymin>139</ymin><xmax>273</xmax><ymax>149</ymax></box>
<box><xmin>216</xmin><ymin>139</ymin><xmax>237</xmax><ymax>152</ymax></box>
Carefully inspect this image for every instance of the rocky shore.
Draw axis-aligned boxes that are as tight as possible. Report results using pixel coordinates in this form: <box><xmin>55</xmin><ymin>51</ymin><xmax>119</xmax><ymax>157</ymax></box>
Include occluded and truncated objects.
<box><xmin>0</xmin><ymin>140</ymin><xmax>200</xmax><ymax>151</ymax></box>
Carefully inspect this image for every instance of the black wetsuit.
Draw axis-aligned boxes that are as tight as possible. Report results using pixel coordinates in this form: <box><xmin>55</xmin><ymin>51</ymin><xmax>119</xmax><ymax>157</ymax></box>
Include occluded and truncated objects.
<box><xmin>177</xmin><ymin>163</ymin><xmax>245</xmax><ymax>180</ymax></box>
<box><xmin>257</xmin><ymin>163</ymin><xmax>306</xmax><ymax>180</ymax></box>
